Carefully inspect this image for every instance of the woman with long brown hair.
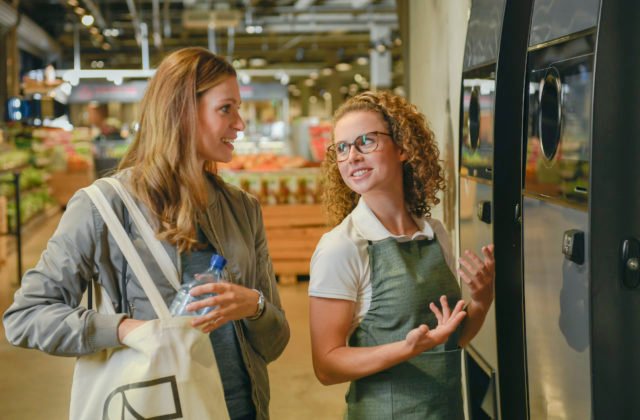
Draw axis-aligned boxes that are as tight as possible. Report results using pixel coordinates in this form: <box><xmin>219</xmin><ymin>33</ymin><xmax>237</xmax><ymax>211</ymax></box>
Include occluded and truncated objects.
<box><xmin>309</xmin><ymin>91</ymin><xmax>494</xmax><ymax>418</ymax></box>
<box><xmin>4</xmin><ymin>47</ymin><xmax>289</xmax><ymax>420</ymax></box>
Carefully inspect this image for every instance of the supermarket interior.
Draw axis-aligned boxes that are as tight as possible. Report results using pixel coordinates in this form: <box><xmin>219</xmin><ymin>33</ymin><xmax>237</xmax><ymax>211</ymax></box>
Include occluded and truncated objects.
<box><xmin>2</xmin><ymin>0</ymin><xmax>640</xmax><ymax>419</ymax></box>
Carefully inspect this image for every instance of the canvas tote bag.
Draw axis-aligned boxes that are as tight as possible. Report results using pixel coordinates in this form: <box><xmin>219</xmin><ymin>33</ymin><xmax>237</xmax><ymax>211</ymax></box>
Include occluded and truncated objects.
<box><xmin>69</xmin><ymin>181</ymin><xmax>230</xmax><ymax>420</ymax></box>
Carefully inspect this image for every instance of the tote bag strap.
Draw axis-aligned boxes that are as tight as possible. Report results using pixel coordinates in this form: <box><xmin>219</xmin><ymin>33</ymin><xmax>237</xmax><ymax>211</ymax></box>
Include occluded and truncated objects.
<box><xmin>100</xmin><ymin>177</ymin><xmax>181</xmax><ymax>291</ymax></box>
<box><xmin>84</xmin><ymin>184</ymin><xmax>171</xmax><ymax>320</ymax></box>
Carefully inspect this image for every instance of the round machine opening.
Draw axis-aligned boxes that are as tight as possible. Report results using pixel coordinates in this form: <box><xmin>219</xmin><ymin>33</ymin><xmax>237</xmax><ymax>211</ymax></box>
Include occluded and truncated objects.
<box><xmin>538</xmin><ymin>67</ymin><xmax>562</xmax><ymax>161</ymax></box>
<box><xmin>468</xmin><ymin>87</ymin><xmax>481</xmax><ymax>151</ymax></box>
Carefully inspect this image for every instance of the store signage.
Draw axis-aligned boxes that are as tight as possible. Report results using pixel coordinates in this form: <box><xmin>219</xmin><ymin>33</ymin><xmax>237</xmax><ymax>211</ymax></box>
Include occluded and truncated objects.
<box><xmin>69</xmin><ymin>81</ymin><xmax>148</xmax><ymax>103</ymax></box>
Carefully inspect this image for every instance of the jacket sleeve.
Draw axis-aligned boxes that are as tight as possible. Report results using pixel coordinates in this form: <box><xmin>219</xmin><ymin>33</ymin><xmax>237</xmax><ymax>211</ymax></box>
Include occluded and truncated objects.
<box><xmin>241</xmin><ymin>196</ymin><xmax>290</xmax><ymax>363</ymax></box>
<box><xmin>2</xmin><ymin>190</ymin><xmax>126</xmax><ymax>356</ymax></box>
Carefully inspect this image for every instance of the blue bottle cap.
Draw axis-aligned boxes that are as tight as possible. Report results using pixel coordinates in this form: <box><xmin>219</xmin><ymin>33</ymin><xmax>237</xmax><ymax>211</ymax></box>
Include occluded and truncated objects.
<box><xmin>209</xmin><ymin>254</ymin><xmax>227</xmax><ymax>270</ymax></box>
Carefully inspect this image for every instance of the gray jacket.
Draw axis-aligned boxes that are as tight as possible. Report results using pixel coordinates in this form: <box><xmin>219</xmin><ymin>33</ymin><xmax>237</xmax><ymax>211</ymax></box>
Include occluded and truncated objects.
<box><xmin>3</xmin><ymin>171</ymin><xmax>290</xmax><ymax>420</ymax></box>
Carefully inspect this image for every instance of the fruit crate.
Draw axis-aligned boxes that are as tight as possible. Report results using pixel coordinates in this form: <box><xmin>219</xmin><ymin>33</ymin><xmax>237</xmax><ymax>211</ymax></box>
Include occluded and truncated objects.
<box><xmin>262</xmin><ymin>204</ymin><xmax>328</xmax><ymax>285</ymax></box>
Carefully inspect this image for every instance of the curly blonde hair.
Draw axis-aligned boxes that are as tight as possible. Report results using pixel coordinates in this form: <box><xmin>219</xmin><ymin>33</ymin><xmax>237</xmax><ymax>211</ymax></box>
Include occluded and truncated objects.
<box><xmin>322</xmin><ymin>91</ymin><xmax>445</xmax><ymax>226</ymax></box>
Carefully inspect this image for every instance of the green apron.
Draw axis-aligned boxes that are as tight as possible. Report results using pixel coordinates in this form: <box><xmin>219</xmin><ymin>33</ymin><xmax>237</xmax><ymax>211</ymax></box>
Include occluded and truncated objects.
<box><xmin>346</xmin><ymin>236</ymin><xmax>464</xmax><ymax>420</ymax></box>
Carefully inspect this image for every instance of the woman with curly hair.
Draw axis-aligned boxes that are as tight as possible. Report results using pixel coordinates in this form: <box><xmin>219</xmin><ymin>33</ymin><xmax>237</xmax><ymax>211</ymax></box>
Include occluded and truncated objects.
<box><xmin>309</xmin><ymin>91</ymin><xmax>495</xmax><ymax>419</ymax></box>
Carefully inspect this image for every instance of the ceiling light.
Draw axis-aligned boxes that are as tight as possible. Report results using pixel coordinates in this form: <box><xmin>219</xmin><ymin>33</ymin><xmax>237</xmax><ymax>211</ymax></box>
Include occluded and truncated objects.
<box><xmin>89</xmin><ymin>27</ymin><xmax>99</xmax><ymax>35</ymax></box>
<box><xmin>279</xmin><ymin>74</ymin><xmax>290</xmax><ymax>85</ymax></box>
<box><xmin>376</xmin><ymin>43</ymin><xmax>387</xmax><ymax>53</ymax></box>
<box><xmin>309</xmin><ymin>72</ymin><xmax>318</xmax><ymax>80</ymax></box>
<box><xmin>248</xmin><ymin>57</ymin><xmax>267</xmax><ymax>67</ymax></box>
<box><xmin>67</xmin><ymin>0</ymin><xmax>78</xmax><ymax>6</ymax></box>
<box><xmin>246</xmin><ymin>25</ymin><xmax>263</xmax><ymax>34</ymax></box>
<box><xmin>309</xmin><ymin>96</ymin><xmax>318</xmax><ymax>104</ymax></box>
<box><xmin>103</xmin><ymin>28</ymin><xmax>120</xmax><ymax>37</ymax></box>
<box><xmin>74</xmin><ymin>7</ymin><xmax>85</xmax><ymax>15</ymax></box>
<box><xmin>81</xmin><ymin>15</ymin><xmax>94</xmax><ymax>26</ymax></box>
<box><xmin>321</xmin><ymin>67</ymin><xmax>333</xmax><ymax>76</ymax></box>
<box><xmin>356</xmin><ymin>56</ymin><xmax>369</xmax><ymax>66</ymax></box>
<box><xmin>304</xmin><ymin>79</ymin><xmax>315</xmax><ymax>87</ymax></box>
<box><xmin>335</xmin><ymin>62</ymin><xmax>352</xmax><ymax>72</ymax></box>
<box><xmin>102</xmin><ymin>43</ymin><xmax>111</xmax><ymax>51</ymax></box>
<box><xmin>239</xmin><ymin>73</ymin><xmax>251</xmax><ymax>84</ymax></box>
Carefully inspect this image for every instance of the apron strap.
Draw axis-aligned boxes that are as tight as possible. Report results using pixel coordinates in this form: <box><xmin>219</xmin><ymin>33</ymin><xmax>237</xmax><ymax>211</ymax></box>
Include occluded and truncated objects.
<box><xmin>84</xmin><ymin>184</ymin><xmax>171</xmax><ymax>320</ymax></box>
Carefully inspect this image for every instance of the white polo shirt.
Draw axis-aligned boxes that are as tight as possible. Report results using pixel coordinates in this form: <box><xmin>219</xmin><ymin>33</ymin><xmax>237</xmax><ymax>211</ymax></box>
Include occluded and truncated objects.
<box><xmin>309</xmin><ymin>198</ymin><xmax>455</xmax><ymax>336</ymax></box>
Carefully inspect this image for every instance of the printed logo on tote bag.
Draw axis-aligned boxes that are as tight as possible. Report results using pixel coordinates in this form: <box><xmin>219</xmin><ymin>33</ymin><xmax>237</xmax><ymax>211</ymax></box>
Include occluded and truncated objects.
<box><xmin>102</xmin><ymin>376</ymin><xmax>183</xmax><ymax>420</ymax></box>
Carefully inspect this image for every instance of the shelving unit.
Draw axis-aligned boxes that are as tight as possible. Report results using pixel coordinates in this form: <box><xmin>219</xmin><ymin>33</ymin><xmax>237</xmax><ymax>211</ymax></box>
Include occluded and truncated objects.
<box><xmin>0</xmin><ymin>164</ymin><xmax>27</xmax><ymax>283</ymax></box>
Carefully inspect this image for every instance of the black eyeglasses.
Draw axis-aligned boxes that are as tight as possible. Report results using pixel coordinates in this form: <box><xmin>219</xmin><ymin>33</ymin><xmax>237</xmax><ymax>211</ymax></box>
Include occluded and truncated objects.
<box><xmin>327</xmin><ymin>131</ymin><xmax>392</xmax><ymax>162</ymax></box>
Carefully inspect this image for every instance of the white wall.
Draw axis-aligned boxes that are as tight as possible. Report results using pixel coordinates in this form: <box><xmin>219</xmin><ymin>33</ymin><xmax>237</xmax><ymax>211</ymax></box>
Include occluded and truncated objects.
<box><xmin>407</xmin><ymin>0</ymin><xmax>470</xmax><ymax>236</ymax></box>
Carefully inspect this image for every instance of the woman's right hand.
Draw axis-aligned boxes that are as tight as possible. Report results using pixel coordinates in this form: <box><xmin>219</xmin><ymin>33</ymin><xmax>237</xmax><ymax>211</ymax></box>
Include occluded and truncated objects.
<box><xmin>117</xmin><ymin>318</ymin><xmax>146</xmax><ymax>343</ymax></box>
<box><xmin>404</xmin><ymin>297</ymin><xmax>466</xmax><ymax>356</ymax></box>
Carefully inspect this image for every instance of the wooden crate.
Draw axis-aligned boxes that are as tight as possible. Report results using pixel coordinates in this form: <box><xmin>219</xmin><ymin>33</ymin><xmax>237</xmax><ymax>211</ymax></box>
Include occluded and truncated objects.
<box><xmin>48</xmin><ymin>166</ymin><xmax>94</xmax><ymax>208</ymax></box>
<box><xmin>263</xmin><ymin>204</ymin><xmax>328</xmax><ymax>285</ymax></box>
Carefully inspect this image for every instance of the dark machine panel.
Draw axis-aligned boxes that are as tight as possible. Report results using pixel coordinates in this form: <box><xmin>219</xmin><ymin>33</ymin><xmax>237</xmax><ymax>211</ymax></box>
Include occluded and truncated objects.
<box><xmin>529</xmin><ymin>0</ymin><xmax>600</xmax><ymax>46</ymax></box>
<box><xmin>463</xmin><ymin>0</ymin><xmax>507</xmax><ymax>70</ymax></box>
<box><xmin>459</xmin><ymin>1</ymin><xmax>508</xmax><ymax>418</ymax></box>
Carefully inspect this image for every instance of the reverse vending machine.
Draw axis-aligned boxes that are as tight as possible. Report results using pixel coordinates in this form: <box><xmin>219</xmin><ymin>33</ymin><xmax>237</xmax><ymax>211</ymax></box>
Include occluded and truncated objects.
<box><xmin>459</xmin><ymin>0</ymin><xmax>506</xmax><ymax>418</ymax></box>
<box><xmin>522</xmin><ymin>1</ymin><xmax>600</xmax><ymax>417</ymax></box>
<box><xmin>519</xmin><ymin>0</ymin><xmax>640</xmax><ymax>417</ymax></box>
<box><xmin>460</xmin><ymin>0</ymin><xmax>640</xmax><ymax>418</ymax></box>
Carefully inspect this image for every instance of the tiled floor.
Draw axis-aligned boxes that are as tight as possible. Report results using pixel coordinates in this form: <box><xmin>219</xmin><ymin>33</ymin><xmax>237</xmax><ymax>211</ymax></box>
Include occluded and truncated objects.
<box><xmin>0</xmin><ymin>209</ymin><xmax>347</xmax><ymax>419</ymax></box>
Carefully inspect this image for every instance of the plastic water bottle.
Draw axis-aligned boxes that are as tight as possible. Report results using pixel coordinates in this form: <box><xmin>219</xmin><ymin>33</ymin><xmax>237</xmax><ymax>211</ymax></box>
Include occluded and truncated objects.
<box><xmin>169</xmin><ymin>253</ymin><xmax>227</xmax><ymax>316</ymax></box>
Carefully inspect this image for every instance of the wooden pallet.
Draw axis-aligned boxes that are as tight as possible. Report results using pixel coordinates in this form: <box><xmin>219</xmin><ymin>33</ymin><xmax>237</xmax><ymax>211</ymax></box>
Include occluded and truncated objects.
<box><xmin>263</xmin><ymin>204</ymin><xmax>328</xmax><ymax>285</ymax></box>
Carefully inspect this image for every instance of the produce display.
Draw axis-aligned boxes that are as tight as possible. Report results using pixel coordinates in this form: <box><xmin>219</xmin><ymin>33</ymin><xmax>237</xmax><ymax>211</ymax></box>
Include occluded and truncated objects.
<box><xmin>0</xmin><ymin>124</ymin><xmax>70</xmax><ymax>233</ymax></box>
<box><xmin>0</xmin><ymin>149</ymin><xmax>31</xmax><ymax>171</ymax></box>
<box><xmin>0</xmin><ymin>167</ymin><xmax>54</xmax><ymax>232</ymax></box>
<box><xmin>217</xmin><ymin>153</ymin><xmax>310</xmax><ymax>172</ymax></box>
<box><xmin>5</xmin><ymin>189</ymin><xmax>54</xmax><ymax>232</ymax></box>
<box><xmin>220</xmin><ymin>166</ymin><xmax>322</xmax><ymax>206</ymax></box>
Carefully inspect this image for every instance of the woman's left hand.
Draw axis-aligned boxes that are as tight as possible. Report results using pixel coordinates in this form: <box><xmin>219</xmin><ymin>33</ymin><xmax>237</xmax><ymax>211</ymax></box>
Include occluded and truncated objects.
<box><xmin>186</xmin><ymin>282</ymin><xmax>260</xmax><ymax>333</ymax></box>
<box><xmin>458</xmin><ymin>244</ymin><xmax>495</xmax><ymax>311</ymax></box>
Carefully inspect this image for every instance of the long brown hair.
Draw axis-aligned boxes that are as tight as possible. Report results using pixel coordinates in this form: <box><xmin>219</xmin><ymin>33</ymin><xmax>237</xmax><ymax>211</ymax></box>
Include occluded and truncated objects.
<box><xmin>322</xmin><ymin>91</ymin><xmax>446</xmax><ymax>226</ymax></box>
<box><xmin>118</xmin><ymin>47</ymin><xmax>236</xmax><ymax>252</ymax></box>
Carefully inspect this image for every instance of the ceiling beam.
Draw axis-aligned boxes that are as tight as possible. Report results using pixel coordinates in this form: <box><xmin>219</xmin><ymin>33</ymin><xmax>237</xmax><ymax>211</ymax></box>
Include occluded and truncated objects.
<box><xmin>294</xmin><ymin>0</ymin><xmax>316</xmax><ymax>10</ymax></box>
<box><xmin>351</xmin><ymin>0</ymin><xmax>373</xmax><ymax>8</ymax></box>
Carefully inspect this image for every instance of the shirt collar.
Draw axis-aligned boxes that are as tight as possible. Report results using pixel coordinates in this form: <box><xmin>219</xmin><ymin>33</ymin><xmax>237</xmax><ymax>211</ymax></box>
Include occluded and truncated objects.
<box><xmin>351</xmin><ymin>197</ymin><xmax>434</xmax><ymax>242</ymax></box>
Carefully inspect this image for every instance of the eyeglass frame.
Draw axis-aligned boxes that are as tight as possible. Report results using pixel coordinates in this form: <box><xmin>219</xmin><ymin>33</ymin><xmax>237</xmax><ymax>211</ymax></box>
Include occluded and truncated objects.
<box><xmin>327</xmin><ymin>131</ymin><xmax>392</xmax><ymax>162</ymax></box>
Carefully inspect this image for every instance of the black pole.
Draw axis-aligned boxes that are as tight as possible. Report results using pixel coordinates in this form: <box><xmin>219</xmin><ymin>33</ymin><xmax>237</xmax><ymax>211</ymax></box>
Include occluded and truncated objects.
<box><xmin>13</xmin><ymin>170</ymin><xmax>22</xmax><ymax>283</ymax></box>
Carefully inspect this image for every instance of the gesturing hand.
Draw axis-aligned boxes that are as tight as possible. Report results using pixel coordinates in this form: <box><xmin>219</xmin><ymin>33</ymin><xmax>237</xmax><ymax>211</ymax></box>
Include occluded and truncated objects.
<box><xmin>458</xmin><ymin>244</ymin><xmax>495</xmax><ymax>311</ymax></box>
<box><xmin>405</xmin><ymin>297</ymin><xmax>466</xmax><ymax>356</ymax></box>
<box><xmin>187</xmin><ymin>282</ymin><xmax>261</xmax><ymax>334</ymax></box>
